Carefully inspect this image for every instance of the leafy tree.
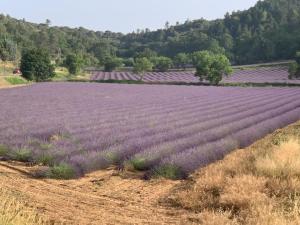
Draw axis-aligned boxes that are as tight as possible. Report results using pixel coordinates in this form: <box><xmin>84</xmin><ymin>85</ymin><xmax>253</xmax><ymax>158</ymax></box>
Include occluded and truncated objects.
<box><xmin>289</xmin><ymin>51</ymin><xmax>300</xmax><ymax>79</ymax></box>
<box><xmin>123</xmin><ymin>58</ymin><xmax>135</xmax><ymax>67</ymax></box>
<box><xmin>133</xmin><ymin>57</ymin><xmax>153</xmax><ymax>81</ymax></box>
<box><xmin>90</xmin><ymin>40</ymin><xmax>117</xmax><ymax>66</ymax></box>
<box><xmin>135</xmin><ymin>48</ymin><xmax>157</xmax><ymax>59</ymax></box>
<box><xmin>195</xmin><ymin>51</ymin><xmax>232</xmax><ymax>85</ymax></box>
<box><xmin>151</xmin><ymin>56</ymin><xmax>173</xmax><ymax>72</ymax></box>
<box><xmin>296</xmin><ymin>51</ymin><xmax>300</xmax><ymax>64</ymax></box>
<box><xmin>0</xmin><ymin>37</ymin><xmax>17</xmax><ymax>62</ymax></box>
<box><xmin>64</xmin><ymin>54</ymin><xmax>83</xmax><ymax>75</ymax></box>
<box><xmin>20</xmin><ymin>48</ymin><xmax>55</xmax><ymax>82</ymax></box>
<box><xmin>104</xmin><ymin>56</ymin><xmax>122</xmax><ymax>72</ymax></box>
<box><xmin>174</xmin><ymin>53</ymin><xmax>189</xmax><ymax>70</ymax></box>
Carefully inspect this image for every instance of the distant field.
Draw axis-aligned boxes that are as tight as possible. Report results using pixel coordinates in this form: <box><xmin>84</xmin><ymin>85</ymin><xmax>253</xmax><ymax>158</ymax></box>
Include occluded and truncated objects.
<box><xmin>91</xmin><ymin>67</ymin><xmax>300</xmax><ymax>85</ymax></box>
<box><xmin>1</xmin><ymin>83</ymin><xmax>300</xmax><ymax>179</ymax></box>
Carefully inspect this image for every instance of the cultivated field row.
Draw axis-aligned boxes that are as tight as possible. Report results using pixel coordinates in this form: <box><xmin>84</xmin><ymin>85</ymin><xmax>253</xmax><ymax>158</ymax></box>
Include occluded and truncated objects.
<box><xmin>1</xmin><ymin>83</ymin><xmax>300</xmax><ymax>178</ymax></box>
<box><xmin>91</xmin><ymin>67</ymin><xmax>300</xmax><ymax>85</ymax></box>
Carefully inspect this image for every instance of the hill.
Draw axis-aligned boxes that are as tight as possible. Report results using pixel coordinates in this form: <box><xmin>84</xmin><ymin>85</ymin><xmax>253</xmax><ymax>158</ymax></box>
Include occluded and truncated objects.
<box><xmin>0</xmin><ymin>0</ymin><xmax>299</xmax><ymax>66</ymax></box>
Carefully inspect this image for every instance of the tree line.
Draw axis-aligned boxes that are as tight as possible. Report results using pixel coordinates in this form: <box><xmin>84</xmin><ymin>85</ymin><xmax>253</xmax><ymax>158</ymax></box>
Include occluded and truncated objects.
<box><xmin>0</xmin><ymin>0</ymin><xmax>300</xmax><ymax>70</ymax></box>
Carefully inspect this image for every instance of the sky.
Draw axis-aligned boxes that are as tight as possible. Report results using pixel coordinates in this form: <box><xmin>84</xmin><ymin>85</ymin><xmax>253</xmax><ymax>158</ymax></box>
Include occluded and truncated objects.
<box><xmin>0</xmin><ymin>0</ymin><xmax>259</xmax><ymax>33</ymax></box>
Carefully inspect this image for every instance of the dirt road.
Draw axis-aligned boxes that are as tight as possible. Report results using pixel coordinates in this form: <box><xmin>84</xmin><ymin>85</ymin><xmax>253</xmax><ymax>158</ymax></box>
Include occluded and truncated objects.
<box><xmin>0</xmin><ymin>162</ymin><xmax>199</xmax><ymax>225</ymax></box>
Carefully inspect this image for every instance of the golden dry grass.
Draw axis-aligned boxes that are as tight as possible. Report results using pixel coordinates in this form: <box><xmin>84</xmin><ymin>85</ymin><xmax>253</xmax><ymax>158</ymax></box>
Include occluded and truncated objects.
<box><xmin>166</xmin><ymin>122</ymin><xmax>300</xmax><ymax>225</ymax></box>
<box><xmin>0</xmin><ymin>186</ymin><xmax>46</xmax><ymax>225</ymax></box>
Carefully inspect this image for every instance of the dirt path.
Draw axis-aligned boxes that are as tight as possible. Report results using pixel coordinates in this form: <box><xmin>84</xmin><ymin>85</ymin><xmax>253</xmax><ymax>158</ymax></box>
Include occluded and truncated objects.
<box><xmin>0</xmin><ymin>162</ymin><xmax>199</xmax><ymax>225</ymax></box>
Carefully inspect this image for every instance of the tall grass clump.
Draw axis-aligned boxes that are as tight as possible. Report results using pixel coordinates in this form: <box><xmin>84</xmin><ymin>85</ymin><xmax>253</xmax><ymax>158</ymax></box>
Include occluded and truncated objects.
<box><xmin>49</xmin><ymin>163</ymin><xmax>76</xmax><ymax>179</ymax></box>
<box><xmin>255</xmin><ymin>139</ymin><xmax>300</xmax><ymax>178</ymax></box>
<box><xmin>0</xmin><ymin>187</ymin><xmax>46</xmax><ymax>225</ymax></box>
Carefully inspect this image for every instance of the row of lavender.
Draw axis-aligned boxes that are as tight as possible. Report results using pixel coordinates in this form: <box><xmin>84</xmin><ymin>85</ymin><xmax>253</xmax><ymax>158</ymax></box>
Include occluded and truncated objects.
<box><xmin>1</xmin><ymin>83</ymin><xmax>300</xmax><ymax>178</ymax></box>
<box><xmin>90</xmin><ymin>67</ymin><xmax>300</xmax><ymax>84</ymax></box>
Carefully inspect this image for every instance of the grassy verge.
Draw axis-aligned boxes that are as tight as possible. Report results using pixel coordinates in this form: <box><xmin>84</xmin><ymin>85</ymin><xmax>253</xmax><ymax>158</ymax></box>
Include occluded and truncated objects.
<box><xmin>5</xmin><ymin>76</ymin><xmax>28</xmax><ymax>85</ymax></box>
<box><xmin>164</xmin><ymin>121</ymin><xmax>300</xmax><ymax>225</ymax></box>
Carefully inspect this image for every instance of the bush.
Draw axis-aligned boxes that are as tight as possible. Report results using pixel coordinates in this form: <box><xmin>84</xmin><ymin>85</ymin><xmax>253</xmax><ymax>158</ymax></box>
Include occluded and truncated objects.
<box><xmin>0</xmin><ymin>145</ymin><xmax>9</xmax><ymax>157</ymax></box>
<box><xmin>154</xmin><ymin>164</ymin><xmax>186</xmax><ymax>180</ymax></box>
<box><xmin>50</xmin><ymin>163</ymin><xmax>75</xmax><ymax>179</ymax></box>
<box><xmin>20</xmin><ymin>48</ymin><xmax>55</xmax><ymax>82</ymax></box>
<box><xmin>13</xmin><ymin>148</ymin><xmax>32</xmax><ymax>162</ymax></box>
<box><xmin>151</xmin><ymin>56</ymin><xmax>173</xmax><ymax>72</ymax></box>
<box><xmin>133</xmin><ymin>57</ymin><xmax>153</xmax><ymax>80</ymax></box>
<box><xmin>64</xmin><ymin>54</ymin><xmax>83</xmax><ymax>75</ymax></box>
<box><xmin>288</xmin><ymin>62</ymin><xmax>299</xmax><ymax>79</ymax></box>
<box><xmin>130</xmin><ymin>158</ymin><xmax>148</xmax><ymax>171</ymax></box>
<box><xmin>104</xmin><ymin>56</ymin><xmax>122</xmax><ymax>72</ymax></box>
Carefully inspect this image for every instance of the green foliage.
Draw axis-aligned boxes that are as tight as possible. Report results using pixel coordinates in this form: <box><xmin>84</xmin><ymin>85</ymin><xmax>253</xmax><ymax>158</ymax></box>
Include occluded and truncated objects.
<box><xmin>64</xmin><ymin>54</ymin><xmax>83</xmax><ymax>75</ymax></box>
<box><xmin>5</xmin><ymin>76</ymin><xmax>28</xmax><ymax>85</ymax></box>
<box><xmin>0</xmin><ymin>0</ymin><xmax>300</xmax><ymax>65</ymax></box>
<box><xmin>104</xmin><ymin>56</ymin><xmax>123</xmax><ymax>72</ymax></box>
<box><xmin>50</xmin><ymin>163</ymin><xmax>75</xmax><ymax>179</ymax></box>
<box><xmin>289</xmin><ymin>52</ymin><xmax>300</xmax><ymax>79</ymax></box>
<box><xmin>194</xmin><ymin>51</ymin><xmax>232</xmax><ymax>85</ymax></box>
<box><xmin>133</xmin><ymin>57</ymin><xmax>153</xmax><ymax>80</ymax></box>
<box><xmin>154</xmin><ymin>164</ymin><xmax>185</xmax><ymax>180</ymax></box>
<box><xmin>13</xmin><ymin>148</ymin><xmax>32</xmax><ymax>162</ymax></box>
<box><xmin>130</xmin><ymin>158</ymin><xmax>147</xmax><ymax>171</ymax></box>
<box><xmin>288</xmin><ymin>63</ymin><xmax>299</xmax><ymax>79</ymax></box>
<box><xmin>90</xmin><ymin>40</ymin><xmax>117</xmax><ymax>65</ymax></box>
<box><xmin>151</xmin><ymin>56</ymin><xmax>173</xmax><ymax>72</ymax></box>
<box><xmin>20</xmin><ymin>48</ymin><xmax>55</xmax><ymax>82</ymax></box>
<box><xmin>296</xmin><ymin>52</ymin><xmax>300</xmax><ymax>64</ymax></box>
<box><xmin>174</xmin><ymin>53</ymin><xmax>189</xmax><ymax>70</ymax></box>
<box><xmin>123</xmin><ymin>58</ymin><xmax>135</xmax><ymax>67</ymax></box>
<box><xmin>0</xmin><ymin>37</ymin><xmax>17</xmax><ymax>62</ymax></box>
<box><xmin>37</xmin><ymin>154</ymin><xmax>54</xmax><ymax>166</ymax></box>
<box><xmin>135</xmin><ymin>48</ymin><xmax>157</xmax><ymax>59</ymax></box>
<box><xmin>0</xmin><ymin>145</ymin><xmax>9</xmax><ymax>157</ymax></box>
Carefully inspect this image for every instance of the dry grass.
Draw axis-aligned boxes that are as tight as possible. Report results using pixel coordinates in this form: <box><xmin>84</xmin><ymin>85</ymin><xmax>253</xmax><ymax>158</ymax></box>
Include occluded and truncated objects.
<box><xmin>0</xmin><ymin>186</ymin><xmax>46</xmax><ymax>225</ymax></box>
<box><xmin>256</xmin><ymin>139</ymin><xmax>300</xmax><ymax>178</ymax></box>
<box><xmin>166</xmin><ymin>122</ymin><xmax>300</xmax><ymax>225</ymax></box>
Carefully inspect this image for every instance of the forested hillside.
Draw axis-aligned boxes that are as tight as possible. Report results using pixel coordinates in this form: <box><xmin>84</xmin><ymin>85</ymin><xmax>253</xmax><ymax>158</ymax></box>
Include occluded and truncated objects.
<box><xmin>0</xmin><ymin>0</ymin><xmax>299</xmax><ymax>66</ymax></box>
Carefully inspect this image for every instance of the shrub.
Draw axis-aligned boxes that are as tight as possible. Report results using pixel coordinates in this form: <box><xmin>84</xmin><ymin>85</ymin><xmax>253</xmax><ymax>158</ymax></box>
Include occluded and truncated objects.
<box><xmin>104</xmin><ymin>56</ymin><xmax>122</xmax><ymax>72</ymax></box>
<box><xmin>151</xmin><ymin>56</ymin><xmax>173</xmax><ymax>72</ymax></box>
<box><xmin>20</xmin><ymin>48</ymin><xmax>55</xmax><ymax>82</ymax></box>
<box><xmin>50</xmin><ymin>163</ymin><xmax>75</xmax><ymax>179</ymax></box>
<box><xmin>154</xmin><ymin>164</ymin><xmax>186</xmax><ymax>180</ymax></box>
<box><xmin>37</xmin><ymin>154</ymin><xmax>54</xmax><ymax>166</ymax></box>
<box><xmin>133</xmin><ymin>57</ymin><xmax>153</xmax><ymax>80</ymax></box>
<box><xmin>13</xmin><ymin>148</ymin><xmax>32</xmax><ymax>162</ymax></box>
<box><xmin>64</xmin><ymin>54</ymin><xmax>83</xmax><ymax>75</ymax></box>
<box><xmin>130</xmin><ymin>158</ymin><xmax>147</xmax><ymax>171</ymax></box>
<box><xmin>0</xmin><ymin>144</ymin><xmax>9</xmax><ymax>157</ymax></box>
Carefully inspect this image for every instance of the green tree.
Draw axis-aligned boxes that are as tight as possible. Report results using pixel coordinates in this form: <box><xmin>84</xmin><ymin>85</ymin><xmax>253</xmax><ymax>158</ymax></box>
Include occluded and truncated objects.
<box><xmin>104</xmin><ymin>56</ymin><xmax>122</xmax><ymax>72</ymax></box>
<box><xmin>20</xmin><ymin>48</ymin><xmax>55</xmax><ymax>82</ymax></box>
<box><xmin>174</xmin><ymin>53</ymin><xmax>189</xmax><ymax>70</ymax></box>
<box><xmin>64</xmin><ymin>54</ymin><xmax>83</xmax><ymax>75</ymax></box>
<box><xmin>194</xmin><ymin>51</ymin><xmax>232</xmax><ymax>85</ymax></box>
<box><xmin>151</xmin><ymin>56</ymin><xmax>173</xmax><ymax>72</ymax></box>
<box><xmin>0</xmin><ymin>37</ymin><xmax>17</xmax><ymax>61</ymax></box>
<box><xmin>133</xmin><ymin>57</ymin><xmax>153</xmax><ymax>81</ymax></box>
<box><xmin>289</xmin><ymin>51</ymin><xmax>300</xmax><ymax>79</ymax></box>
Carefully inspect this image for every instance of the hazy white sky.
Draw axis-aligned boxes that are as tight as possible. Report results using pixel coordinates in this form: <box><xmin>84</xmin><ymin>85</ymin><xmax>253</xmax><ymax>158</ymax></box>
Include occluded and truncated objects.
<box><xmin>0</xmin><ymin>0</ymin><xmax>259</xmax><ymax>33</ymax></box>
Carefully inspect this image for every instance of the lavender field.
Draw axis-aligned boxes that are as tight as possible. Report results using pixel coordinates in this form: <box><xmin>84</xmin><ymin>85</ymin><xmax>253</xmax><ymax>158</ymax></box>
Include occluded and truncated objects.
<box><xmin>91</xmin><ymin>67</ymin><xmax>300</xmax><ymax>85</ymax></box>
<box><xmin>1</xmin><ymin>83</ymin><xmax>300</xmax><ymax>178</ymax></box>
